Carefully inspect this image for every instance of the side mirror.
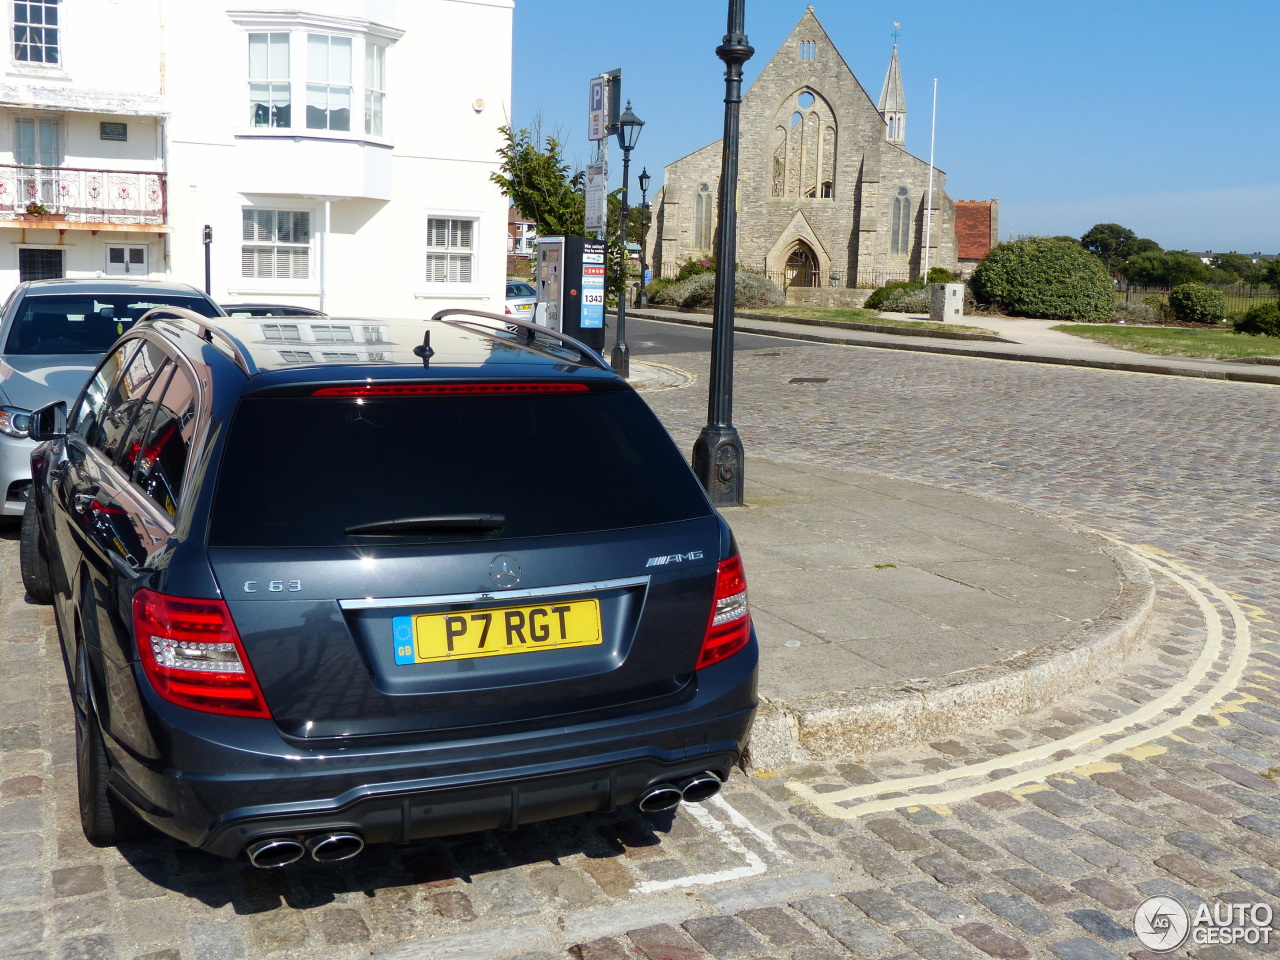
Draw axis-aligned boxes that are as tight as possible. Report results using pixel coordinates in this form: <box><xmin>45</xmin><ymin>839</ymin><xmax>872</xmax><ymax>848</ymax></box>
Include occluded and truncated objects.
<box><xmin>29</xmin><ymin>401</ymin><xmax>67</xmax><ymax>442</ymax></box>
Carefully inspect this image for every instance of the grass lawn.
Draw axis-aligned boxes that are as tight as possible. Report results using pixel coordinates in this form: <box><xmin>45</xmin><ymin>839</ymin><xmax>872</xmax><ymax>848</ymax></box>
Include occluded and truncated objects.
<box><xmin>1054</xmin><ymin>324</ymin><xmax>1280</xmax><ymax>360</ymax></box>
<box><xmin>751</xmin><ymin>304</ymin><xmax>996</xmax><ymax>336</ymax></box>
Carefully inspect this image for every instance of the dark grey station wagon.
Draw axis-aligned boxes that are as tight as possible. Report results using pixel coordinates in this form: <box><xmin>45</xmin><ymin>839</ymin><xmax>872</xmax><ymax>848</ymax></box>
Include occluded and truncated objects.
<box><xmin>21</xmin><ymin>308</ymin><xmax>757</xmax><ymax>867</ymax></box>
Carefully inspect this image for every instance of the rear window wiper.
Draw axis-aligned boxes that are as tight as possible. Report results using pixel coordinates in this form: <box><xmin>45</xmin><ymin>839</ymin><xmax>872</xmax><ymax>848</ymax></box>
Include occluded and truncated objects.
<box><xmin>344</xmin><ymin>513</ymin><xmax>506</xmax><ymax>536</ymax></box>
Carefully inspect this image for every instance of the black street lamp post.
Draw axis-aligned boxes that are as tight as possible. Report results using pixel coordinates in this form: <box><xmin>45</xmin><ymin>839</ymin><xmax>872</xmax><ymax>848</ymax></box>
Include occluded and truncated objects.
<box><xmin>638</xmin><ymin>166</ymin><xmax>651</xmax><ymax>306</ymax></box>
<box><xmin>611</xmin><ymin>101</ymin><xmax>643</xmax><ymax>379</ymax></box>
<box><xmin>692</xmin><ymin>0</ymin><xmax>753</xmax><ymax>507</ymax></box>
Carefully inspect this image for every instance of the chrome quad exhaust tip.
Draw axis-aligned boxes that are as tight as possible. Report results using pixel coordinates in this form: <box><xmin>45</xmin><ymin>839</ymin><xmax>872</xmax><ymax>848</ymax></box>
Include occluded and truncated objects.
<box><xmin>306</xmin><ymin>832</ymin><xmax>365</xmax><ymax>863</ymax></box>
<box><xmin>636</xmin><ymin>783</ymin><xmax>683</xmax><ymax>813</ymax></box>
<box><xmin>677</xmin><ymin>772</ymin><xmax>723</xmax><ymax>804</ymax></box>
<box><xmin>245</xmin><ymin>837</ymin><xmax>306</xmax><ymax>869</ymax></box>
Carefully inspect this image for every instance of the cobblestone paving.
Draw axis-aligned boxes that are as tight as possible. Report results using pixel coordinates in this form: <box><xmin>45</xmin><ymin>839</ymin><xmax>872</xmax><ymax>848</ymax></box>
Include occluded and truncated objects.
<box><xmin>2</xmin><ymin>336</ymin><xmax>1279</xmax><ymax>959</ymax></box>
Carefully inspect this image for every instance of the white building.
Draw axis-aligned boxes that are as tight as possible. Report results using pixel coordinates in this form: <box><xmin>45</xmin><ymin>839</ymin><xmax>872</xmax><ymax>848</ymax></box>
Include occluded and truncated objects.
<box><xmin>0</xmin><ymin>0</ymin><xmax>512</xmax><ymax>317</ymax></box>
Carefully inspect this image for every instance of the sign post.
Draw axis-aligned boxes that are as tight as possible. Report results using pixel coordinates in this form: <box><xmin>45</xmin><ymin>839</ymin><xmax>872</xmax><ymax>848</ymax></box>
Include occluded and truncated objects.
<box><xmin>585</xmin><ymin>163</ymin><xmax>607</xmax><ymax>233</ymax></box>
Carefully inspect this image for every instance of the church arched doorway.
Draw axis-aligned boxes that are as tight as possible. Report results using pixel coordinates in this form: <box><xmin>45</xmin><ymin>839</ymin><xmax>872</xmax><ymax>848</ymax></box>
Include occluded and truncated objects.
<box><xmin>785</xmin><ymin>242</ymin><xmax>819</xmax><ymax>288</ymax></box>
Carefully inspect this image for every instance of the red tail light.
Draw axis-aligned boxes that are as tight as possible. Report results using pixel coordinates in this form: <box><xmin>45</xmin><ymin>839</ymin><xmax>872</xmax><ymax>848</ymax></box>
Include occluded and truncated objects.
<box><xmin>697</xmin><ymin>555</ymin><xmax>752</xmax><ymax>669</ymax></box>
<box><xmin>311</xmin><ymin>383</ymin><xmax>589</xmax><ymax>397</ymax></box>
<box><xmin>133</xmin><ymin>590</ymin><xmax>270</xmax><ymax>718</ymax></box>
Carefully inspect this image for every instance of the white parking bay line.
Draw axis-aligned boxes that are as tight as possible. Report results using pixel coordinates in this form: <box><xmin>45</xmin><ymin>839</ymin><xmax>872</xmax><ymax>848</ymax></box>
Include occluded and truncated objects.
<box><xmin>635</xmin><ymin>795</ymin><xmax>791</xmax><ymax>893</ymax></box>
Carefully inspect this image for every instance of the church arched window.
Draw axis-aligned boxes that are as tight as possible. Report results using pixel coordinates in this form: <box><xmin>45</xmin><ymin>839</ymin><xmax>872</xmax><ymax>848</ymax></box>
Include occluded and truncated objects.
<box><xmin>694</xmin><ymin>183</ymin><xmax>713</xmax><ymax>250</ymax></box>
<box><xmin>773</xmin><ymin>89</ymin><xmax>835</xmax><ymax>200</ymax></box>
<box><xmin>887</xmin><ymin>117</ymin><xmax>895</xmax><ymax>140</ymax></box>
<box><xmin>892</xmin><ymin>187</ymin><xmax>911</xmax><ymax>255</ymax></box>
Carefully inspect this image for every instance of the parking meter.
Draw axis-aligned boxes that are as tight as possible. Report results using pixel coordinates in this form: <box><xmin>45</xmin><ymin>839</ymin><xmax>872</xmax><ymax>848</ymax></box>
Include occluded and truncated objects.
<box><xmin>535</xmin><ymin>236</ymin><xmax>606</xmax><ymax>352</ymax></box>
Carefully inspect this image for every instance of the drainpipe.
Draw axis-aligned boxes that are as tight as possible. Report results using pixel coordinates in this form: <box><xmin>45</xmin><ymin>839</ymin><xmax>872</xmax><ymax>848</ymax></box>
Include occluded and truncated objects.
<box><xmin>319</xmin><ymin>199</ymin><xmax>330</xmax><ymax>315</ymax></box>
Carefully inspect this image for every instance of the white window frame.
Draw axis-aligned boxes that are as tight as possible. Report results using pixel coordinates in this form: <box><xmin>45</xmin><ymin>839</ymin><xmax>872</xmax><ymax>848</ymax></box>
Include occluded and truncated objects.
<box><xmin>422</xmin><ymin>217</ymin><xmax>478</xmax><ymax>289</ymax></box>
<box><xmin>13</xmin><ymin>0</ymin><xmax>59</xmax><ymax>66</ymax></box>
<box><xmin>248</xmin><ymin>32</ymin><xmax>291</xmax><ymax>129</ymax></box>
<box><xmin>236</xmin><ymin>200</ymin><xmax>319</xmax><ymax>295</ymax></box>
<box><xmin>306</xmin><ymin>33</ymin><xmax>352</xmax><ymax>132</ymax></box>
<box><xmin>364</xmin><ymin>41</ymin><xmax>385</xmax><ymax>136</ymax></box>
<box><xmin>420</xmin><ymin>214</ymin><xmax>481</xmax><ymax>295</ymax></box>
<box><xmin>230</xmin><ymin>12</ymin><xmax>401</xmax><ymax>143</ymax></box>
<box><xmin>14</xmin><ymin>115</ymin><xmax>61</xmax><ymax>209</ymax></box>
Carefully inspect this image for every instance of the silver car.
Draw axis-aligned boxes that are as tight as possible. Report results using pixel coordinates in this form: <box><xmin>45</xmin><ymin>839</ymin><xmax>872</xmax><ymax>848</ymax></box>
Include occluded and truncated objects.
<box><xmin>0</xmin><ymin>278</ymin><xmax>222</xmax><ymax>517</ymax></box>
<box><xmin>504</xmin><ymin>279</ymin><xmax>537</xmax><ymax>318</ymax></box>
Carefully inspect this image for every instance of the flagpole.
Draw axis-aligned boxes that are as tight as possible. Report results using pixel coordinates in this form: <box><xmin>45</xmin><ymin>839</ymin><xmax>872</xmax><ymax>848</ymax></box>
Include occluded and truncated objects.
<box><xmin>923</xmin><ymin>78</ymin><xmax>937</xmax><ymax>278</ymax></box>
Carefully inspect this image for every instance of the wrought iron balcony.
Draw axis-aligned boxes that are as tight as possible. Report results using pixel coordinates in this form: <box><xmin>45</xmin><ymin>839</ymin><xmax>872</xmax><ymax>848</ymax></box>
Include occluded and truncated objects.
<box><xmin>0</xmin><ymin>164</ymin><xmax>166</xmax><ymax>226</ymax></box>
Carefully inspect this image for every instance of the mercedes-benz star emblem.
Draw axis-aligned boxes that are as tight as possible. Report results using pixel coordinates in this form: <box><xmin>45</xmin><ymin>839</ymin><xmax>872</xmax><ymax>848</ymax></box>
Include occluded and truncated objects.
<box><xmin>489</xmin><ymin>555</ymin><xmax>522</xmax><ymax>589</ymax></box>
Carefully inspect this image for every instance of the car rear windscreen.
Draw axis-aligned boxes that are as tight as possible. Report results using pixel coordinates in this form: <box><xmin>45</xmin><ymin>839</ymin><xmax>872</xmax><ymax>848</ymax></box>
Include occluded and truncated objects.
<box><xmin>209</xmin><ymin>389</ymin><xmax>713</xmax><ymax>546</ymax></box>
<box><xmin>4</xmin><ymin>294</ymin><xmax>220</xmax><ymax>355</ymax></box>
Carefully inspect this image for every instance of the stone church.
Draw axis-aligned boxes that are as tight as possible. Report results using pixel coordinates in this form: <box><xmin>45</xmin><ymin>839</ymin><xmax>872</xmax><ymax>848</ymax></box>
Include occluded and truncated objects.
<box><xmin>647</xmin><ymin>7</ymin><xmax>997</xmax><ymax>290</ymax></box>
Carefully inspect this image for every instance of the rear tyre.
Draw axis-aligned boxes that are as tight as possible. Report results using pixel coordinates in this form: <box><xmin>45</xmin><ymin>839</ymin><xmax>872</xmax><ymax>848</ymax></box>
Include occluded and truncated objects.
<box><xmin>75</xmin><ymin>700</ymin><xmax>144</xmax><ymax>846</ymax></box>
<box><xmin>20</xmin><ymin>500</ymin><xmax>54</xmax><ymax>604</ymax></box>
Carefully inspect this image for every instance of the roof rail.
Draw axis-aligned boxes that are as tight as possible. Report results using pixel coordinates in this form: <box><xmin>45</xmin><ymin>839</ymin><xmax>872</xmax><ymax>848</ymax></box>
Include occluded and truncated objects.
<box><xmin>139</xmin><ymin>306</ymin><xmax>257</xmax><ymax>377</ymax></box>
<box><xmin>429</xmin><ymin>308</ymin><xmax>612</xmax><ymax>373</ymax></box>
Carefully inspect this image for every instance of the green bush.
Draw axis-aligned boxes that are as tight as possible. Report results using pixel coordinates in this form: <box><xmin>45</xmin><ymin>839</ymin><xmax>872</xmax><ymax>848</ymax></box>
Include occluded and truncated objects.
<box><xmin>1167</xmin><ymin>283</ymin><xmax>1228</xmax><ymax>324</ymax></box>
<box><xmin>678</xmin><ymin>270</ymin><xmax>783</xmax><ymax>309</ymax></box>
<box><xmin>646</xmin><ymin>269</ymin><xmax>783</xmax><ymax>309</ymax></box>
<box><xmin>645</xmin><ymin>277</ymin><xmax>677</xmax><ymax>302</ymax></box>
<box><xmin>878</xmin><ymin>286</ymin><xmax>931</xmax><ymax>313</ymax></box>
<box><xmin>865</xmin><ymin>280</ymin><xmax>923</xmax><ymax>311</ymax></box>
<box><xmin>926</xmin><ymin>267</ymin><xmax>958</xmax><ymax>284</ymax></box>
<box><xmin>1111</xmin><ymin>300</ymin><xmax>1159</xmax><ymax>324</ymax></box>
<box><xmin>674</xmin><ymin>256</ymin><xmax>716</xmax><ymax>282</ymax></box>
<box><xmin>1233</xmin><ymin>302</ymin><xmax>1280</xmax><ymax>337</ymax></box>
<box><xmin>970</xmin><ymin>237</ymin><xmax>1115</xmax><ymax>322</ymax></box>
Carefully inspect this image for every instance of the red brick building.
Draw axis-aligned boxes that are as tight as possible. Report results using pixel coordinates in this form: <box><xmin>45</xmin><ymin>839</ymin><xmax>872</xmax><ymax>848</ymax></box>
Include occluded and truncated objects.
<box><xmin>953</xmin><ymin>199</ymin><xmax>999</xmax><ymax>276</ymax></box>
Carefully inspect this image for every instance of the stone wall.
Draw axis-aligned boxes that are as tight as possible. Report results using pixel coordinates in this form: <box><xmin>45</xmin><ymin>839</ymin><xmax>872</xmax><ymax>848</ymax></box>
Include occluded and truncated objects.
<box><xmin>649</xmin><ymin>9</ymin><xmax>960</xmax><ymax>290</ymax></box>
<box><xmin>785</xmin><ymin>287</ymin><xmax>874</xmax><ymax>308</ymax></box>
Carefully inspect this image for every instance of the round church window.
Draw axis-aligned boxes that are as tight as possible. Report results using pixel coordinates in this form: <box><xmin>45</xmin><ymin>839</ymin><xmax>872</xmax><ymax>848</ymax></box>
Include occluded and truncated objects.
<box><xmin>797</xmin><ymin>91</ymin><xmax>815</xmax><ymax>109</ymax></box>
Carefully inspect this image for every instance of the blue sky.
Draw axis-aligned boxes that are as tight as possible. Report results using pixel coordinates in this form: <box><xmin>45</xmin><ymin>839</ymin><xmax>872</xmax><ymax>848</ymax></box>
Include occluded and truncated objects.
<box><xmin>510</xmin><ymin>1</ymin><xmax>1279</xmax><ymax>254</ymax></box>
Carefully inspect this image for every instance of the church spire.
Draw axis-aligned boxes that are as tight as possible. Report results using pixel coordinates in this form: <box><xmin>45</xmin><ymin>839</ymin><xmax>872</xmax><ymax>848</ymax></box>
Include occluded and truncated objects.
<box><xmin>878</xmin><ymin>39</ymin><xmax>906</xmax><ymax>146</ymax></box>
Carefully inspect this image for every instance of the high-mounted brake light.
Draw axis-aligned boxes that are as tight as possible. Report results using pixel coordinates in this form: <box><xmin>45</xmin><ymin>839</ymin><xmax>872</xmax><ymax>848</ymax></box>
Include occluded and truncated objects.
<box><xmin>311</xmin><ymin>383</ymin><xmax>589</xmax><ymax>397</ymax></box>
<box><xmin>697</xmin><ymin>555</ymin><xmax>752</xmax><ymax>670</ymax></box>
<box><xmin>133</xmin><ymin>590</ymin><xmax>270</xmax><ymax>718</ymax></box>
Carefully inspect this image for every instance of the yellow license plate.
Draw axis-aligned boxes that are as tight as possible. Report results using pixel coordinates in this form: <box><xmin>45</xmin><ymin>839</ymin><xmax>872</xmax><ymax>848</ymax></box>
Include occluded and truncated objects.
<box><xmin>517</xmin><ymin>303</ymin><xmax>533</xmax><ymax>311</ymax></box>
<box><xmin>394</xmin><ymin>599</ymin><xmax>601</xmax><ymax>664</ymax></box>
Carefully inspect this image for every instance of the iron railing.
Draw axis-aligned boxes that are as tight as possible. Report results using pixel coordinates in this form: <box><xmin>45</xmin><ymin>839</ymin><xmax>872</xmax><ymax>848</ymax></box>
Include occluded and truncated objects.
<box><xmin>0</xmin><ymin>164</ymin><xmax>166</xmax><ymax>225</ymax></box>
<box><xmin>1117</xmin><ymin>281</ymin><xmax>1278</xmax><ymax>315</ymax></box>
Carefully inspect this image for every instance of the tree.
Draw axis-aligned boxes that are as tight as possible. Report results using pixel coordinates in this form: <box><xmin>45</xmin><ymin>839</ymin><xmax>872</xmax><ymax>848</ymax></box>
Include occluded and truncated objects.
<box><xmin>1262</xmin><ymin>259</ymin><xmax>1280</xmax><ymax>293</ymax></box>
<box><xmin>1081</xmin><ymin>223</ymin><xmax>1139</xmax><ymax>272</ymax></box>
<box><xmin>490</xmin><ymin>125</ymin><xmax>585</xmax><ymax>237</ymax></box>
<box><xmin>1210</xmin><ymin>252</ymin><xmax>1254</xmax><ymax>280</ymax></box>
<box><xmin>971</xmin><ymin>237</ymin><xmax>1115</xmax><ymax>323</ymax></box>
<box><xmin>491</xmin><ymin>124</ymin><xmax>633</xmax><ymax>302</ymax></box>
<box><xmin>1122</xmin><ymin>250</ymin><xmax>1211</xmax><ymax>286</ymax></box>
<box><xmin>1129</xmin><ymin>237</ymin><xmax>1162</xmax><ymax>258</ymax></box>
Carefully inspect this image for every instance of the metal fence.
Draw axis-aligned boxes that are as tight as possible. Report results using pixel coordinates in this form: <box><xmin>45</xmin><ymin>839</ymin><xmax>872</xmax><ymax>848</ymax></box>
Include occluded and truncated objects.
<box><xmin>1117</xmin><ymin>281</ymin><xmax>1278</xmax><ymax>315</ymax></box>
<box><xmin>763</xmin><ymin>268</ymin><xmax>914</xmax><ymax>291</ymax></box>
<box><xmin>0</xmin><ymin>164</ymin><xmax>166</xmax><ymax>225</ymax></box>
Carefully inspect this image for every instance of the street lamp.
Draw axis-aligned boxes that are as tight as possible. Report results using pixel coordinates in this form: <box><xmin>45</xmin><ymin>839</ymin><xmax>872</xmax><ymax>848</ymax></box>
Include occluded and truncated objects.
<box><xmin>638</xmin><ymin>166</ymin><xmax>651</xmax><ymax>306</ymax></box>
<box><xmin>692</xmin><ymin>0</ymin><xmax>753</xmax><ymax>507</ymax></box>
<box><xmin>611</xmin><ymin>100</ymin><xmax>643</xmax><ymax>378</ymax></box>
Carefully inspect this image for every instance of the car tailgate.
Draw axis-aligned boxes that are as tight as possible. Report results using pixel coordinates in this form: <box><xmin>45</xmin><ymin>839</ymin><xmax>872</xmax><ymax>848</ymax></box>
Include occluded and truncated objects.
<box><xmin>211</xmin><ymin>518</ymin><xmax>722</xmax><ymax>741</ymax></box>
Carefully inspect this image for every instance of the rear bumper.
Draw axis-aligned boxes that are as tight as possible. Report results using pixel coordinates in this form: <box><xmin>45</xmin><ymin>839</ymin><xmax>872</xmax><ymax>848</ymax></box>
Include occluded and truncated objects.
<box><xmin>199</xmin><ymin>747</ymin><xmax>744</xmax><ymax>859</ymax></box>
<box><xmin>108</xmin><ymin>641</ymin><xmax>758</xmax><ymax>858</ymax></box>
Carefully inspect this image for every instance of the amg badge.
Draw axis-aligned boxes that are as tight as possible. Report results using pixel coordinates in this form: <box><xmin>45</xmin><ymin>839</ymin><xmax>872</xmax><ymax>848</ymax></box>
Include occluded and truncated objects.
<box><xmin>646</xmin><ymin>551</ymin><xmax>704</xmax><ymax>567</ymax></box>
